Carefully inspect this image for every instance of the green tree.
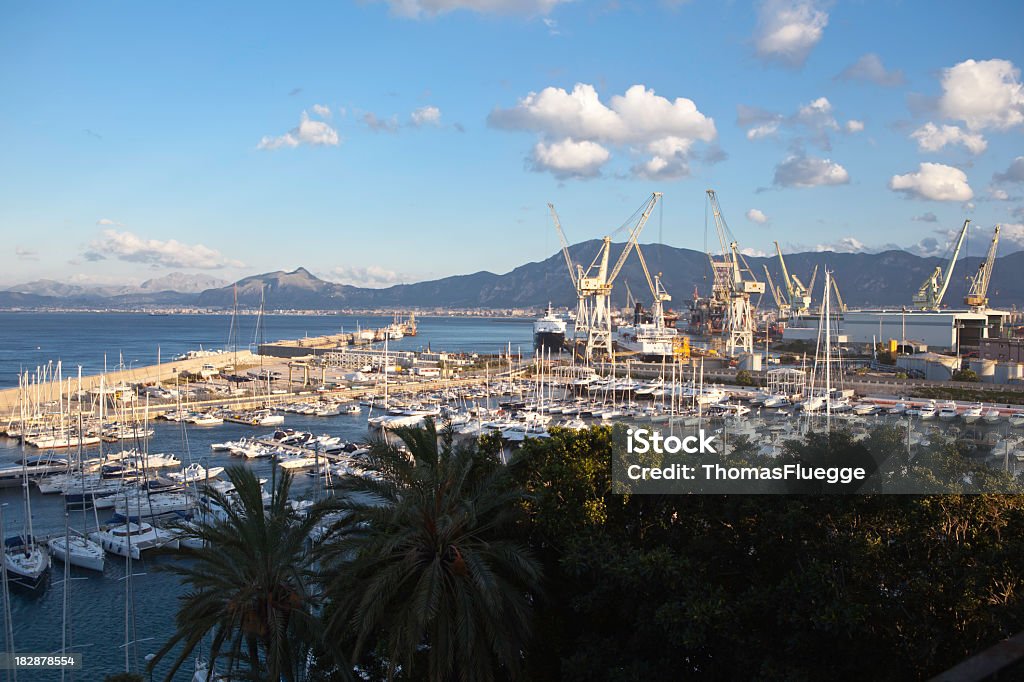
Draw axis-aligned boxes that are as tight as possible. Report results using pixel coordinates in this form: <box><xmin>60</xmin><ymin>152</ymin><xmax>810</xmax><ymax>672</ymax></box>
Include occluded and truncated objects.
<box><xmin>321</xmin><ymin>420</ymin><xmax>542</xmax><ymax>682</ymax></box>
<box><xmin>150</xmin><ymin>466</ymin><xmax>331</xmax><ymax>682</ymax></box>
<box><xmin>735</xmin><ymin>370</ymin><xmax>754</xmax><ymax>386</ymax></box>
<box><xmin>952</xmin><ymin>368</ymin><xmax>980</xmax><ymax>382</ymax></box>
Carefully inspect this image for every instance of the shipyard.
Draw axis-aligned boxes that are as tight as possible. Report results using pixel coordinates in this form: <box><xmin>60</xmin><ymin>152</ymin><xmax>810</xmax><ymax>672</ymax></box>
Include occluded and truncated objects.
<box><xmin>5</xmin><ymin>2</ymin><xmax>1024</xmax><ymax>680</ymax></box>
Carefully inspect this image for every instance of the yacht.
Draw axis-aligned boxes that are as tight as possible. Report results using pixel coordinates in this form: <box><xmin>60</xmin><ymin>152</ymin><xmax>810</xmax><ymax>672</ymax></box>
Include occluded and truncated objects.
<box><xmin>48</xmin><ymin>531</ymin><xmax>105</xmax><ymax>572</ymax></box>
<box><xmin>962</xmin><ymin>405</ymin><xmax>984</xmax><ymax>424</ymax></box>
<box><xmin>90</xmin><ymin>521</ymin><xmax>180</xmax><ymax>558</ymax></box>
<box><xmin>983</xmin><ymin>408</ymin><xmax>1002</xmax><ymax>424</ymax></box>
<box><xmin>3</xmin><ymin>535</ymin><xmax>50</xmax><ymax>589</ymax></box>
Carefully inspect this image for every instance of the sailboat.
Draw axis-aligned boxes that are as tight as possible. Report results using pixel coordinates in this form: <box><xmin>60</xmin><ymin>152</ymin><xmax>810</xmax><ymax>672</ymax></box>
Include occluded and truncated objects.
<box><xmin>48</xmin><ymin>411</ymin><xmax>106</xmax><ymax>572</ymax></box>
<box><xmin>4</xmin><ymin>371</ymin><xmax>51</xmax><ymax>589</ymax></box>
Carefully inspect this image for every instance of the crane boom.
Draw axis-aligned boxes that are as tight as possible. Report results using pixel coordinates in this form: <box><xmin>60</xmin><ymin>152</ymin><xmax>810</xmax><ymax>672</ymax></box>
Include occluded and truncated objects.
<box><xmin>965</xmin><ymin>225</ymin><xmax>1000</xmax><ymax>309</ymax></box>
<box><xmin>548</xmin><ymin>203</ymin><xmax>576</xmax><ymax>283</ymax></box>
<box><xmin>606</xmin><ymin>192</ymin><xmax>661</xmax><ymax>286</ymax></box>
<box><xmin>774</xmin><ymin>241</ymin><xmax>795</xmax><ymax>302</ymax></box>
<box><xmin>762</xmin><ymin>265</ymin><xmax>785</xmax><ymax>311</ymax></box>
<box><xmin>913</xmin><ymin>219</ymin><xmax>970</xmax><ymax>310</ymax></box>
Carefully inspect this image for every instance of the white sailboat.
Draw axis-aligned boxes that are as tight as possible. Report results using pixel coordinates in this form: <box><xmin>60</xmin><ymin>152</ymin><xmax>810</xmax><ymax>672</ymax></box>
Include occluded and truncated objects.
<box><xmin>47</xmin><ymin>530</ymin><xmax>105</xmax><ymax>573</ymax></box>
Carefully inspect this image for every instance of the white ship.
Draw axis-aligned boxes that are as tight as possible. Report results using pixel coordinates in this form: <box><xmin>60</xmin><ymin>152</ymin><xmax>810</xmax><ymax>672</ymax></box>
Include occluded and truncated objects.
<box><xmin>615</xmin><ymin>322</ymin><xmax>679</xmax><ymax>358</ymax></box>
<box><xmin>533</xmin><ymin>304</ymin><xmax>566</xmax><ymax>353</ymax></box>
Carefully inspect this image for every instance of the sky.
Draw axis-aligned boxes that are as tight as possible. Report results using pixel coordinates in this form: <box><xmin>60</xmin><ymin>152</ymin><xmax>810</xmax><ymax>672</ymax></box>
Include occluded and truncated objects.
<box><xmin>1</xmin><ymin>0</ymin><xmax>1023</xmax><ymax>289</ymax></box>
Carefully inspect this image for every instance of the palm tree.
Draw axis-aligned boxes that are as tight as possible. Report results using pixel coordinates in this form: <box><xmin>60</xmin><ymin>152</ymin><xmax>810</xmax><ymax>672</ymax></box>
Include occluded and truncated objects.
<box><xmin>320</xmin><ymin>420</ymin><xmax>542</xmax><ymax>682</ymax></box>
<box><xmin>150</xmin><ymin>466</ymin><xmax>333</xmax><ymax>682</ymax></box>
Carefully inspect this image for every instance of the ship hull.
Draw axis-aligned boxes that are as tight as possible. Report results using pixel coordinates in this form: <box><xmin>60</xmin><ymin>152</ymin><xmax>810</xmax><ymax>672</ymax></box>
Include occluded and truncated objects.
<box><xmin>534</xmin><ymin>331</ymin><xmax>565</xmax><ymax>353</ymax></box>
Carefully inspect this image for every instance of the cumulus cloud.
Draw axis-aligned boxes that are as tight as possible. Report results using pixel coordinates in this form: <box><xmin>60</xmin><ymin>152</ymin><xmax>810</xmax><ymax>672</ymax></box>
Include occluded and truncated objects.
<box><xmin>889</xmin><ymin>162</ymin><xmax>973</xmax><ymax>202</ymax></box>
<box><xmin>938</xmin><ymin>58</ymin><xmax>1024</xmax><ymax>131</ymax></box>
<box><xmin>988</xmin><ymin>188</ymin><xmax>1010</xmax><ymax>201</ymax></box>
<box><xmin>257</xmin><ymin>111</ymin><xmax>340</xmax><ymax>150</ymax></box>
<box><xmin>85</xmin><ymin>230</ymin><xmax>243</xmax><ymax>269</ymax></box>
<box><xmin>411</xmin><ymin>105</ymin><xmax>442</xmax><ymax>126</ymax></box>
<box><xmin>815</xmin><ymin>236</ymin><xmax>866</xmax><ymax>253</ymax></box>
<box><xmin>740</xmin><ymin>97</ymin><xmax>859</xmax><ymax>150</ymax></box>
<box><xmin>836</xmin><ymin>53</ymin><xmax>905</xmax><ymax>87</ymax></box>
<box><xmin>753</xmin><ymin>0</ymin><xmax>828</xmax><ymax>68</ymax></box>
<box><xmin>773</xmin><ymin>154</ymin><xmax>849</xmax><ymax>188</ymax></box>
<box><xmin>910</xmin><ymin>122</ymin><xmax>987</xmax><ymax>155</ymax></box>
<box><xmin>15</xmin><ymin>246</ymin><xmax>38</xmax><ymax>261</ymax></box>
<box><xmin>489</xmin><ymin>82</ymin><xmax>716</xmax><ymax>179</ymax></box>
<box><xmin>311</xmin><ymin>104</ymin><xmax>332</xmax><ymax>119</ymax></box>
<box><xmin>994</xmin><ymin>156</ymin><xmax>1024</xmax><ymax>184</ymax></box>
<box><xmin>330</xmin><ymin>265</ymin><xmax>406</xmax><ymax>288</ymax></box>
<box><xmin>746</xmin><ymin>208</ymin><xmax>768</xmax><ymax>224</ymax></box>
<box><xmin>531</xmin><ymin>138</ymin><xmax>610</xmax><ymax>179</ymax></box>
<box><xmin>380</xmin><ymin>0</ymin><xmax>568</xmax><ymax>19</ymax></box>
<box><xmin>912</xmin><ymin>212</ymin><xmax>938</xmax><ymax>223</ymax></box>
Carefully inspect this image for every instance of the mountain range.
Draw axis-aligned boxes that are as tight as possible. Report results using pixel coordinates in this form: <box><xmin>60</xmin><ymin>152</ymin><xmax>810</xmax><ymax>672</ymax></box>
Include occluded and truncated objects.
<box><xmin>2</xmin><ymin>244</ymin><xmax>1021</xmax><ymax>311</ymax></box>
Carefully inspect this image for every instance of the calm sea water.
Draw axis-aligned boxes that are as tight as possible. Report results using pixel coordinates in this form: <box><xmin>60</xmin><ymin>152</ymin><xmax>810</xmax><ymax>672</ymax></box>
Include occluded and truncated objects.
<box><xmin>0</xmin><ymin>312</ymin><xmax>534</xmax><ymax>389</ymax></box>
<box><xmin>0</xmin><ymin>312</ymin><xmax>534</xmax><ymax>680</ymax></box>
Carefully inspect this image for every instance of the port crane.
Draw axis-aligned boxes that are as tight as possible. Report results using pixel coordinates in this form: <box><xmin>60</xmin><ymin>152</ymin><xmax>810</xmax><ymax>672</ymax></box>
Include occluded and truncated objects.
<box><xmin>549</xmin><ymin>193</ymin><xmax>662</xmax><ymax>360</ymax></box>
<box><xmin>912</xmin><ymin>219</ymin><xmax>969</xmax><ymax>311</ymax></box>
<box><xmin>706</xmin><ymin>189</ymin><xmax>765</xmax><ymax>355</ymax></box>
<box><xmin>762</xmin><ymin>265</ymin><xmax>789</xmax><ymax>318</ymax></box>
<box><xmin>964</xmin><ymin>225</ymin><xmax>1000</xmax><ymax>311</ymax></box>
<box><xmin>774</xmin><ymin>241</ymin><xmax>813</xmax><ymax>317</ymax></box>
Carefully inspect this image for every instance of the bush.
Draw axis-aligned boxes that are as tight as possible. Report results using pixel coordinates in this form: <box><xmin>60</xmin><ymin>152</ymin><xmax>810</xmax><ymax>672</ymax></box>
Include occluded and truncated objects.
<box><xmin>735</xmin><ymin>370</ymin><xmax>754</xmax><ymax>386</ymax></box>
<box><xmin>952</xmin><ymin>368</ymin><xmax>980</xmax><ymax>382</ymax></box>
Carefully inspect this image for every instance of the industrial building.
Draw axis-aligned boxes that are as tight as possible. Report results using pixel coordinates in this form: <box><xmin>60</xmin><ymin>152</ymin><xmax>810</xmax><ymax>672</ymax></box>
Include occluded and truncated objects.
<box><xmin>783</xmin><ymin>309</ymin><xmax>1010</xmax><ymax>352</ymax></box>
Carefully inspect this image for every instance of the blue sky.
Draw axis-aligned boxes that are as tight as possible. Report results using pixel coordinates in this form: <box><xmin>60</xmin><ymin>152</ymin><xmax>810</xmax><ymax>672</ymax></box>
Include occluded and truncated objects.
<box><xmin>1</xmin><ymin>0</ymin><xmax>1023</xmax><ymax>289</ymax></box>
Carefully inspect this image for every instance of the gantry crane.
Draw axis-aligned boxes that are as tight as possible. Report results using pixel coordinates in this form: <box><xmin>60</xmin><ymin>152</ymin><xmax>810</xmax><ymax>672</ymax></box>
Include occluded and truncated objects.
<box><xmin>706</xmin><ymin>189</ymin><xmax>765</xmax><ymax>355</ymax></box>
<box><xmin>550</xmin><ymin>193</ymin><xmax>662</xmax><ymax>360</ymax></box>
<box><xmin>964</xmin><ymin>225</ymin><xmax>1000</xmax><ymax>310</ymax></box>
<box><xmin>912</xmin><ymin>219</ymin><xmax>969</xmax><ymax>311</ymax></box>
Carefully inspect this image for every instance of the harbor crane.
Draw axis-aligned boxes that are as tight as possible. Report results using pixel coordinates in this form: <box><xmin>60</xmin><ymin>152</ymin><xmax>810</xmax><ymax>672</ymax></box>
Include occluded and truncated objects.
<box><xmin>912</xmin><ymin>219</ymin><xmax>969</xmax><ymax>311</ymax></box>
<box><xmin>762</xmin><ymin>265</ymin><xmax>789</xmax><ymax>318</ymax></box>
<box><xmin>964</xmin><ymin>225</ymin><xmax>1000</xmax><ymax>311</ymax></box>
<box><xmin>706</xmin><ymin>189</ymin><xmax>765</xmax><ymax>356</ymax></box>
<box><xmin>548</xmin><ymin>202</ymin><xmax>590</xmax><ymax>344</ymax></box>
<box><xmin>549</xmin><ymin>193</ymin><xmax>662</xmax><ymax>360</ymax></box>
<box><xmin>774</xmin><ymin>241</ymin><xmax>812</xmax><ymax>317</ymax></box>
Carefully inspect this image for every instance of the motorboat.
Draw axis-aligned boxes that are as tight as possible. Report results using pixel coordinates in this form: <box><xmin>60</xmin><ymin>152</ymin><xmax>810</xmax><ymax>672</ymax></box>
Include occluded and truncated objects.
<box><xmin>962</xmin><ymin>405</ymin><xmax>984</xmax><ymax>424</ymax></box>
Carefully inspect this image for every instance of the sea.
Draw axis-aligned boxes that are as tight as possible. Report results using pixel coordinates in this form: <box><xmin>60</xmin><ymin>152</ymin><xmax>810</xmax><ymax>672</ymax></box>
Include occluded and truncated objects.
<box><xmin>0</xmin><ymin>311</ymin><xmax>534</xmax><ymax>680</ymax></box>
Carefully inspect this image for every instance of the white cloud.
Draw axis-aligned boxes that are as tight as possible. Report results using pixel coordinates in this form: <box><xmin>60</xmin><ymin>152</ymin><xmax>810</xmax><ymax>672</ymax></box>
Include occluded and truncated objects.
<box><xmin>311</xmin><ymin>104</ymin><xmax>332</xmax><ymax>119</ymax></box>
<box><xmin>531</xmin><ymin>138</ymin><xmax>610</xmax><ymax>178</ymax></box>
<box><xmin>86</xmin><ymin>230</ymin><xmax>244</xmax><ymax>269</ymax></box>
<box><xmin>746</xmin><ymin>122</ymin><xmax>779</xmax><ymax>140</ymax></box>
<box><xmin>988</xmin><ymin>188</ymin><xmax>1010</xmax><ymax>201</ymax></box>
<box><xmin>836</xmin><ymin>53</ymin><xmax>905</xmax><ymax>87</ymax></box>
<box><xmin>939</xmin><ymin>58</ymin><xmax>1024</xmax><ymax>131</ymax></box>
<box><xmin>889</xmin><ymin>162</ymin><xmax>973</xmax><ymax>202</ymax></box>
<box><xmin>753</xmin><ymin>0</ymin><xmax>828</xmax><ymax>68</ymax></box>
<box><xmin>999</xmin><ymin>223</ymin><xmax>1024</xmax><ymax>252</ymax></box>
<box><xmin>912</xmin><ymin>212</ymin><xmax>938</xmax><ymax>223</ymax></box>
<box><xmin>773</xmin><ymin>154</ymin><xmax>849</xmax><ymax>187</ymax></box>
<box><xmin>381</xmin><ymin>0</ymin><xmax>568</xmax><ymax>19</ymax></box>
<box><xmin>845</xmin><ymin>119</ymin><xmax>864</xmax><ymax>133</ymax></box>
<box><xmin>96</xmin><ymin>218</ymin><xmax>120</xmax><ymax>226</ymax></box>
<box><xmin>15</xmin><ymin>246</ymin><xmax>38</xmax><ymax>261</ymax></box>
<box><xmin>257</xmin><ymin>111</ymin><xmax>340</xmax><ymax>150</ymax></box>
<box><xmin>746</xmin><ymin>208</ymin><xmax>768</xmax><ymax>224</ymax></box>
<box><xmin>740</xmin><ymin>247</ymin><xmax>768</xmax><ymax>257</ymax></box>
<box><xmin>411</xmin><ymin>105</ymin><xmax>442</xmax><ymax>126</ymax></box>
<box><xmin>330</xmin><ymin>265</ymin><xmax>406</xmax><ymax>288</ymax></box>
<box><xmin>796</xmin><ymin>96</ymin><xmax>838</xmax><ymax>130</ymax></box>
<box><xmin>489</xmin><ymin>82</ymin><xmax>716</xmax><ymax>179</ymax></box>
<box><xmin>994</xmin><ymin>157</ymin><xmax>1024</xmax><ymax>184</ymax></box>
<box><xmin>814</xmin><ymin>236</ymin><xmax>866</xmax><ymax>253</ymax></box>
<box><xmin>362</xmin><ymin>112</ymin><xmax>400</xmax><ymax>133</ymax></box>
<box><xmin>910</xmin><ymin>122</ymin><xmax>987</xmax><ymax>155</ymax></box>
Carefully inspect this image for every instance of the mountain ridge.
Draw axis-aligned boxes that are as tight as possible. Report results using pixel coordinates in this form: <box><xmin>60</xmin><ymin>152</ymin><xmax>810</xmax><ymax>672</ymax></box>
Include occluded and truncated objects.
<box><xmin>3</xmin><ymin>245</ymin><xmax>1022</xmax><ymax>311</ymax></box>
